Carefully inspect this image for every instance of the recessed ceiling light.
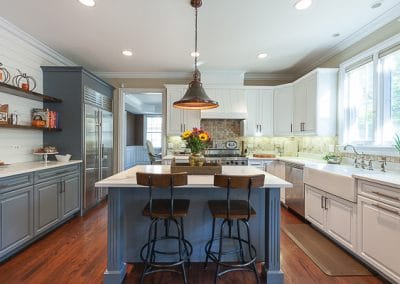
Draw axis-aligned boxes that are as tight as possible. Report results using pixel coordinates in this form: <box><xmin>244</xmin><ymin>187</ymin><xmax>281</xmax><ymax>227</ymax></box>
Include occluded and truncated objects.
<box><xmin>257</xmin><ymin>53</ymin><xmax>268</xmax><ymax>59</ymax></box>
<box><xmin>122</xmin><ymin>50</ymin><xmax>133</xmax><ymax>56</ymax></box>
<box><xmin>78</xmin><ymin>0</ymin><xmax>95</xmax><ymax>7</ymax></box>
<box><xmin>190</xmin><ymin>51</ymin><xmax>200</xmax><ymax>57</ymax></box>
<box><xmin>370</xmin><ymin>1</ymin><xmax>382</xmax><ymax>9</ymax></box>
<box><xmin>332</xmin><ymin>33</ymin><xmax>340</xmax><ymax>37</ymax></box>
<box><xmin>294</xmin><ymin>0</ymin><xmax>312</xmax><ymax>10</ymax></box>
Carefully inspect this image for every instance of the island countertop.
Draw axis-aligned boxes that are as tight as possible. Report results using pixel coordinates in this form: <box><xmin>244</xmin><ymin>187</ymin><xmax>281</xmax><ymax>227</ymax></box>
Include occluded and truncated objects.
<box><xmin>95</xmin><ymin>165</ymin><xmax>292</xmax><ymax>189</ymax></box>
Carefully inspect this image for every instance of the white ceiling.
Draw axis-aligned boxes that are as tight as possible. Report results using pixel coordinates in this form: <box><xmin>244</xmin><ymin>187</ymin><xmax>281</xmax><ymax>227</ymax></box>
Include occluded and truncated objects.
<box><xmin>125</xmin><ymin>92</ymin><xmax>162</xmax><ymax>114</ymax></box>
<box><xmin>1</xmin><ymin>0</ymin><xmax>400</xmax><ymax>75</ymax></box>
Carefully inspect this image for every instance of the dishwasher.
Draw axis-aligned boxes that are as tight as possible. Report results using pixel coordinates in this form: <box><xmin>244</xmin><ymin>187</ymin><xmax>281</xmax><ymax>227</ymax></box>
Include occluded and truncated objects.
<box><xmin>285</xmin><ymin>162</ymin><xmax>305</xmax><ymax>217</ymax></box>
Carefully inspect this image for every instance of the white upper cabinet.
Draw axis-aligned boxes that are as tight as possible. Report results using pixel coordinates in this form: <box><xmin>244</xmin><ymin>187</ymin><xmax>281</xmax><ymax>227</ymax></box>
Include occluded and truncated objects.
<box><xmin>273</xmin><ymin>85</ymin><xmax>294</xmax><ymax>136</ymax></box>
<box><xmin>292</xmin><ymin>68</ymin><xmax>338</xmax><ymax>136</ymax></box>
<box><xmin>201</xmin><ymin>87</ymin><xmax>247</xmax><ymax>119</ymax></box>
<box><xmin>245</xmin><ymin>88</ymin><xmax>273</xmax><ymax>136</ymax></box>
<box><xmin>165</xmin><ymin>85</ymin><xmax>201</xmax><ymax>135</ymax></box>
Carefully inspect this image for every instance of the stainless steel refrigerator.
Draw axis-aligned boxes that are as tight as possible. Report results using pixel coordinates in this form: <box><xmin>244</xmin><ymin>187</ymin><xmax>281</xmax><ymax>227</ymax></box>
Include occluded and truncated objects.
<box><xmin>84</xmin><ymin>104</ymin><xmax>113</xmax><ymax>210</ymax></box>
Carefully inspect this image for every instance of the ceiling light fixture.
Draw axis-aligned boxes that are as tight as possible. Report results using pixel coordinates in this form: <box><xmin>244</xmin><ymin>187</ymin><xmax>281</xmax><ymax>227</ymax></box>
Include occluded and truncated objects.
<box><xmin>370</xmin><ymin>1</ymin><xmax>382</xmax><ymax>9</ymax></box>
<box><xmin>191</xmin><ymin>51</ymin><xmax>200</xmax><ymax>57</ymax></box>
<box><xmin>78</xmin><ymin>0</ymin><xmax>95</xmax><ymax>7</ymax></box>
<box><xmin>294</xmin><ymin>0</ymin><xmax>312</xmax><ymax>10</ymax></box>
<box><xmin>257</xmin><ymin>53</ymin><xmax>268</xmax><ymax>59</ymax></box>
<box><xmin>122</xmin><ymin>50</ymin><xmax>133</xmax><ymax>56</ymax></box>
<box><xmin>173</xmin><ymin>0</ymin><xmax>218</xmax><ymax>110</ymax></box>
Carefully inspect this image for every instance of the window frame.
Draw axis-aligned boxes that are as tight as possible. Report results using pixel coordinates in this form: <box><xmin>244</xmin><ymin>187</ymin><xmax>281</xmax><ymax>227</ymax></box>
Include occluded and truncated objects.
<box><xmin>144</xmin><ymin>115</ymin><xmax>163</xmax><ymax>150</ymax></box>
<box><xmin>338</xmin><ymin>33</ymin><xmax>400</xmax><ymax>155</ymax></box>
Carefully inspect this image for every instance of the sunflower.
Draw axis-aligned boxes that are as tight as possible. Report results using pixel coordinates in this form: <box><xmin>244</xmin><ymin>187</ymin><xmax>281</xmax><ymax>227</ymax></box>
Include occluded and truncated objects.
<box><xmin>182</xmin><ymin>130</ymin><xmax>192</xmax><ymax>139</ymax></box>
<box><xmin>199</xmin><ymin>133</ymin><xmax>208</xmax><ymax>141</ymax></box>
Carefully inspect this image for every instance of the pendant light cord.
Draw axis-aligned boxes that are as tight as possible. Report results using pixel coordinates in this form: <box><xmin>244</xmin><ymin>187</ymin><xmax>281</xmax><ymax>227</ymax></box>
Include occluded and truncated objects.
<box><xmin>194</xmin><ymin>7</ymin><xmax>198</xmax><ymax>71</ymax></box>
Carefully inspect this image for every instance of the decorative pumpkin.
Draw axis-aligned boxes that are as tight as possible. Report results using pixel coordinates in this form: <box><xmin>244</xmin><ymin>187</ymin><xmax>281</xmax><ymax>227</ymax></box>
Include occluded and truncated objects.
<box><xmin>12</xmin><ymin>69</ymin><xmax>36</xmax><ymax>91</ymax></box>
<box><xmin>0</xmin><ymin>63</ymin><xmax>11</xmax><ymax>83</ymax></box>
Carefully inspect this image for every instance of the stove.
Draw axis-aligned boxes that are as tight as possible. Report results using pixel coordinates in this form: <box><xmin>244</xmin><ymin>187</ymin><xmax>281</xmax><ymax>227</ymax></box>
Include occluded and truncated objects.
<box><xmin>204</xmin><ymin>148</ymin><xmax>248</xmax><ymax>166</ymax></box>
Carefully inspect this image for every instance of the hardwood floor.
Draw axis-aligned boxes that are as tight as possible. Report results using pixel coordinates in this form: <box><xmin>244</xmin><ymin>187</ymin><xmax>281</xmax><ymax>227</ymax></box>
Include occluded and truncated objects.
<box><xmin>0</xmin><ymin>201</ymin><xmax>384</xmax><ymax>284</ymax></box>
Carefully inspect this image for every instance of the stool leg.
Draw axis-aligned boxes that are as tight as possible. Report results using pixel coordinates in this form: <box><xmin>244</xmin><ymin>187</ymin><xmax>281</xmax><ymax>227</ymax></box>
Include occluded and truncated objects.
<box><xmin>140</xmin><ymin>218</ymin><xmax>156</xmax><ymax>284</ymax></box>
<box><xmin>214</xmin><ymin>219</ymin><xmax>227</xmax><ymax>284</ymax></box>
<box><xmin>181</xmin><ymin>217</ymin><xmax>191</xmax><ymax>267</ymax></box>
<box><xmin>151</xmin><ymin>220</ymin><xmax>158</xmax><ymax>263</ymax></box>
<box><xmin>171</xmin><ymin>218</ymin><xmax>187</xmax><ymax>284</ymax></box>
<box><xmin>236</xmin><ymin>219</ymin><xmax>245</xmax><ymax>263</ymax></box>
<box><xmin>204</xmin><ymin>217</ymin><xmax>216</xmax><ymax>269</ymax></box>
<box><xmin>244</xmin><ymin>220</ymin><xmax>259</xmax><ymax>284</ymax></box>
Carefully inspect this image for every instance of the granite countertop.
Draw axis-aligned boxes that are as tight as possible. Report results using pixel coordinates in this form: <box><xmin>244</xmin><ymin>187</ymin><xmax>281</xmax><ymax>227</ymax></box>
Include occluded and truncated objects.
<box><xmin>0</xmin><ymin>160</ymin><xmax>82</xmax><ymax>178</ymax></box>
<box><xmin>95</xmin><ymin>165</ymin><xmax>292</xmax><ymax>189</ymax></box>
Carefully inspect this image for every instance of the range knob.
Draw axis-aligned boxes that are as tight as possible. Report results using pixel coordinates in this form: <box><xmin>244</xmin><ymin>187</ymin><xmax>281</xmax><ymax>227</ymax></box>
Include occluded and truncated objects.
<box><xmin>235</xmin><ymin>161</ymin><xmax>239</xmax><ymax>165</ymax></box>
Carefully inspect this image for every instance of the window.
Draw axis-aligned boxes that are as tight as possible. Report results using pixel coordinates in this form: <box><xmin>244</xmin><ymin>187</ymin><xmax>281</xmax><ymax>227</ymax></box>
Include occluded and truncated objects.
<box><xmin>146</xmin><ymin>116</ymin><xmax>162</xmax><ymax>148</ymax></box>
<box><xmin>340</xmin><ymin>36</ymin><xmax>400</xmax><ymax>150</ymax></box>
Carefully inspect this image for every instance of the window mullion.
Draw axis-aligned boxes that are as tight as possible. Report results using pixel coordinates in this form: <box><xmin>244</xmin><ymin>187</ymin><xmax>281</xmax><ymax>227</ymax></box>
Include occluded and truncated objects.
<box><xmin>374</xmin><ymin>52</ymin><xmax>383</xmax><ymax>145</ymax></box>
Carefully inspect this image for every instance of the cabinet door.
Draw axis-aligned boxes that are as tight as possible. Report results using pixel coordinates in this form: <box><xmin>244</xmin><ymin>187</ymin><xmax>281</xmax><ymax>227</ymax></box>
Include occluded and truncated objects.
<box><xmin>166</xmin><ymin>88</ymin><xmax>185</xmax><ymax>135</ymax></box>
<box><xmin>325</xmin><ymin>194</ymin><xmax>357</xmax><ymax>250</ymax></box>
<box><xmin>62</xmin><ymin>174</ymin><xmax>80</xmax><ymax>219</ymax></box>
<box><xmin>259</xmin><ymin>89</ymin><xmax>274</xmax><ymax>136</ymax></box>
<box><xmin>274</xmin><ymin>85</ymin><xmax>293</xmax><ymax>136</ymax></box>
<box><xmin>245</xmin><ymin>90</ymin><xmax>259</xmax><ymax>136</ymax></box>
<box><xmin>0</xmin><ymin>186</ymin><xmax>33</xmax><ymax>254</ymax></box>
<box><xmin>304</xmin><ymin>73</ymin><xmax>317</xmax><ymax>133</ymax></box>
<box><xmin>305</xmin><ymin>185</ymin><xmax>325</xmax><ymax>230</ymax></box>
<box><xmin>34</xmin><ymin>180</ymin><xmax>61</xmax><ymax>235</ymax></box>
<box><xmin>358</xmin><ymin>196</ymin><xmax>400</xmax><ymax>283</ymax></box>
<box><xmin>293</xmin><ymin>80</ymin><xmax>307</xmax><ymax>133</ymax></box>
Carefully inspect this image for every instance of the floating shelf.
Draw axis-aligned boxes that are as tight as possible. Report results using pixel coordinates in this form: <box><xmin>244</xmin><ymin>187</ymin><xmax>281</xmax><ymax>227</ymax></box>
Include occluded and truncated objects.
<box><xmin>0</xmin><ymin>124</ymin><xmax>62</xmax><ymax>131</ymax></box>
<box><xmin>0</xmin><ymin>82</ymin><xmax>62</xmax><ymax>103</ymax></box>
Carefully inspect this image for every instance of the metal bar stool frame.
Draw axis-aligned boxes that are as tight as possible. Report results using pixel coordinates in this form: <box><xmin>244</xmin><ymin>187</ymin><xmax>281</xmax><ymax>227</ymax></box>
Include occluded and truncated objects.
<box><xmin>137</xmin><ymin>172</ymin><xmax>193</xmax><ymax>284</ymax></box>
<box><xmin>204</xmin><ymin>174</ymin><xmax>265</xmax><ymax>284</ymax></box>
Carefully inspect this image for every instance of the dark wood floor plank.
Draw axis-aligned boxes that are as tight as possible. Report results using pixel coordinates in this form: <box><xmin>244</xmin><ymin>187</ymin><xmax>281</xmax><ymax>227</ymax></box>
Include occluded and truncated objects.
<box><xmin>0</xmin><ymin>201</ymin><xmax>383</xmax><ymax>284</ymax></box>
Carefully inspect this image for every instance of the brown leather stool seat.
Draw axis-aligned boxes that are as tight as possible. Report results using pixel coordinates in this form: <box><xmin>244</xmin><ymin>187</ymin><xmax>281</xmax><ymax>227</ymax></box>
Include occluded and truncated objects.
<box><xmin>143</xmin><ymin>199</ymin><xmax>190</xmax><ymax>218</ymax></box>
<box><xmin>208</xmin><ymin>200</ymin><xmax>256</xmax><ymax>219</ymax></box>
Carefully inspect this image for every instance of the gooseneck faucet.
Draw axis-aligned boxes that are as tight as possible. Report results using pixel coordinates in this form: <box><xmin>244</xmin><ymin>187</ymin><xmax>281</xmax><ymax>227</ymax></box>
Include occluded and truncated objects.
<box><xmin>344</xmin><ymin>144</ymin><xmax>361</xmax><ymax>168</ymax></box>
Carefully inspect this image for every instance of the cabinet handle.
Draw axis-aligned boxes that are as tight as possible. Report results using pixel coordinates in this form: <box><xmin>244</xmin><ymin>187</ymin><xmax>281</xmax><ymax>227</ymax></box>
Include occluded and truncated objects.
<box><xmin>324</xmin><ymin>197</ymin><xmax>328</xmax><ymax>210</ymax></box>
<box><xmin>321</xmin><ymin>196</ymin><xmax>324</xmax><ymax>209</ymax></box>
<box><xmin>260</xmin><ymin>124</ymin><xmax>262</xmax><ymax>133</ymax></box>
<box><xmin>372</xmin><ymin>204</ymin><xmax>400</xmax><ymax>215</ymax></box>
<box><xmin>290</xmin><ymin>123</ymin><xmax>293</xmax><ymax>133</ymax></box>
<box><xmin>371</xmin><ymin>191</ymin><xmax>400</xmax><ymax>201</ymax></box>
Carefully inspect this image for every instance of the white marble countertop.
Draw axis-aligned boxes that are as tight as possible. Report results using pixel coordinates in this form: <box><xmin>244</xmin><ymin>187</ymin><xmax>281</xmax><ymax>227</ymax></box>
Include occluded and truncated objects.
<box><xmin>96</xmin><ymin>165</ymin><xmax>292</xmax><ymax>189</ymax></box>
<box><xmin>0</xmin><ymin>160</ymin><xmax>82</xmax><ymax>178</ymax></box>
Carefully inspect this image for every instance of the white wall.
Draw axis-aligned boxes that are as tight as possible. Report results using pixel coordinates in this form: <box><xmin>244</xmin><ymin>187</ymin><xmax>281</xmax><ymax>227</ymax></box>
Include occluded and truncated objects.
<box><xmin>0</xmin><ymin>17</ymin><xmax>74</xmax><ymax>163</ymax></box>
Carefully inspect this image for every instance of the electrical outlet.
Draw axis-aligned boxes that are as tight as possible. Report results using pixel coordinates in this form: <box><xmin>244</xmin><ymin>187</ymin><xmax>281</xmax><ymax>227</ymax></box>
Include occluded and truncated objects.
<box><xmin>11</xmin><ymin>145</ymin><xmax>21</xmax><ymax>149</ymax></box>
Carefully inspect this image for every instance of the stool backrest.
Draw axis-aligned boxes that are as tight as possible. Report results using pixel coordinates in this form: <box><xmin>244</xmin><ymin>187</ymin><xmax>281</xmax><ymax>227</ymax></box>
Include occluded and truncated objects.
<box><xmin>213</xmin><ymin>174</ymin><xmax>265</xmax><ymax>220</ymax></box>
<box><xmin>136</xmin><ymin>172</ymin><xmax>188</xmax><ymax>218</ymax></box>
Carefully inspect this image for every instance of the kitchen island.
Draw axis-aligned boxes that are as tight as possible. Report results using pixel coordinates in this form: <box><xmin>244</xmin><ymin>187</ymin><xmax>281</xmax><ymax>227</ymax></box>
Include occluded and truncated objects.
<box><xmin>96</xmin><ymin>165</ymin><xmax>292</xmax><ymax>284</ymax></box>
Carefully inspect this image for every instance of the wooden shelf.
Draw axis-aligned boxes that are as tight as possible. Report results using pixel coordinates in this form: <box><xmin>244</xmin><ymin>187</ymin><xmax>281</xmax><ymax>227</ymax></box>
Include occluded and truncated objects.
<box><xmin>0</xmin><ymin>124</ymin><xmax>62</xmax><ymax>131</ymax></box>
<box><xmin>0</xmin><ymin>82</ymin><xmax>62</xmax><ymax>103</ymax></box>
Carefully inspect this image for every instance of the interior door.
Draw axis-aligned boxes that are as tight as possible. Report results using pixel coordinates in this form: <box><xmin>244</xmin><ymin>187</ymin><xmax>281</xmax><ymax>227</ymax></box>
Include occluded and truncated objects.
<box><xmin>84</xmin><ymin>104</ymin><xmax>100</xmax><ymax>210</ymax></box>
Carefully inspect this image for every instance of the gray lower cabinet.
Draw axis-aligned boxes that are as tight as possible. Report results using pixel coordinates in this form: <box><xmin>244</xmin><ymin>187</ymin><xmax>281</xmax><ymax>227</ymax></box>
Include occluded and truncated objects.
<box><xmin>0</xmin><ymin>185</ymin><xmax>34</xmax><ymax>256</ymax></box>
<box><xmin>0</xmin><ymin>163</ymin><xmax>81</xmax><ymax>261</ymax></box>
<box><xmin>34</xmin><ymin>179</ymin><xmax>61</xmax><ymax>235</ymax></box>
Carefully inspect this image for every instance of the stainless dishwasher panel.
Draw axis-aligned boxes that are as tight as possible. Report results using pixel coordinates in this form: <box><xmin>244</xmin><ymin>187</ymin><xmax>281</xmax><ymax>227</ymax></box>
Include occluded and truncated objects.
<box><xmin>285</xmin><ymin>162</ymin><xmax>305</xmax><ymax>217</ymax></box>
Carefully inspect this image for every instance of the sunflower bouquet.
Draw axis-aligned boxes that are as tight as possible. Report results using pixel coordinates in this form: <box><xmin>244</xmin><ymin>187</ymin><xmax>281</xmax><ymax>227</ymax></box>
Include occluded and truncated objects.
<box><xmin>181</xmin><ymin>127</ymin><xmax>211</xmax><ymax>154</ymax></box>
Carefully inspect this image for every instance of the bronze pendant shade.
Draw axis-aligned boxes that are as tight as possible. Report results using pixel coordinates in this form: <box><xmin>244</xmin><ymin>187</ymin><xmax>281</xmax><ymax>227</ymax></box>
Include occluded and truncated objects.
<box><xmin>173</xmin><ymin>0</ymin><xmax>219</xmax><ymax>110</ymax></box>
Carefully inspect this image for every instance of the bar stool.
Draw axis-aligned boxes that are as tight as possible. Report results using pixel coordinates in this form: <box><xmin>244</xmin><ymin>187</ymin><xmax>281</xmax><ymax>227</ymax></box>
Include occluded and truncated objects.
<box><xmin>204</xmin><ymin>174</ymin><xmax>265</xmax><ymax>284</ymax></box>
<box><xmin>136</xmin><ymin>172</ymin><xmax>193</xmax><ymax>284</ymax></box>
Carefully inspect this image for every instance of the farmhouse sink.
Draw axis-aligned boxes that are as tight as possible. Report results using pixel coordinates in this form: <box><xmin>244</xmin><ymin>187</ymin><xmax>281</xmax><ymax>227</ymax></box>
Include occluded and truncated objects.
<box><xmin>303</xmin><ymin>164</ymin><xmax>360</xmax><ymax>202</ymax></box>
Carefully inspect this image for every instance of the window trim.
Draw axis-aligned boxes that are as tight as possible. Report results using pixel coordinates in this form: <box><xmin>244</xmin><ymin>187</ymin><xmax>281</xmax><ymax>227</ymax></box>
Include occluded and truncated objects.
<box><xmin>338</xmin><ymin>32</ymin><xmax>400</xmax><ymax>155</ymax></box>
<box><xmin>145</xmin><ymin>115</ymin><xmax>163</xmax><ymax>150</ymax></box>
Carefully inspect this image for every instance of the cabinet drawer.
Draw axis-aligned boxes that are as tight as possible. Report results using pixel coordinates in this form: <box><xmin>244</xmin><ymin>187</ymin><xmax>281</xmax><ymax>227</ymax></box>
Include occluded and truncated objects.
<box><xmin>358</xmin><ymin>180</ymin><xmax>400</xmax><ymax>208</ymax></box>
<box><xmin>0</xmin><ymin>174</ymin><xmax>33</xmax><ymax>193</ymax></box>
<box><xmin>34</xmin><ymin>164</ymin><xmax>80</xmax><ymax>184</ymax></box>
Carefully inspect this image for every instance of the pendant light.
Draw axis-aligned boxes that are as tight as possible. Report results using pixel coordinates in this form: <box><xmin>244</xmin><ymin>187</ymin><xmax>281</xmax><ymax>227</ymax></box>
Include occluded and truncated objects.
<box><xmin>173</xmin><ymin>0</ymin><xmax>219</xmax><ymax>110</ymax></box>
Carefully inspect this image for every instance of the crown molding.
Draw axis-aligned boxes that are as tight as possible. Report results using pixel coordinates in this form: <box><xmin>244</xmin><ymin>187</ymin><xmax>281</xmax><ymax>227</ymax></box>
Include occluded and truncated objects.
<box><xmin>294</xmin><ymin>3</ymin><xmax>400</xmax><ymax>75</ymax></box>
<box><xmin>0</xmin><ymin>17</ymin><xmax>76</xmax><ymax>66</ymax></box>
<box><xmin>94</xmin><ymin>71</ymin><xmax>193</xmax><ymax>79</ymax></box>
<box><xmin>244</xmin><ymin>72</ymin><xmax>298</xmax><ymax>81</ymax></box>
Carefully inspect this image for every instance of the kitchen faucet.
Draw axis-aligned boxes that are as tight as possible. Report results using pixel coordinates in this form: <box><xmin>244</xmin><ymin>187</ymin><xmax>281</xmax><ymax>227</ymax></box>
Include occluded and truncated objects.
<box><xmin>343</xmin><ymin>144</ymin><xmax>361</xmax><ymax>168</ymax></box>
